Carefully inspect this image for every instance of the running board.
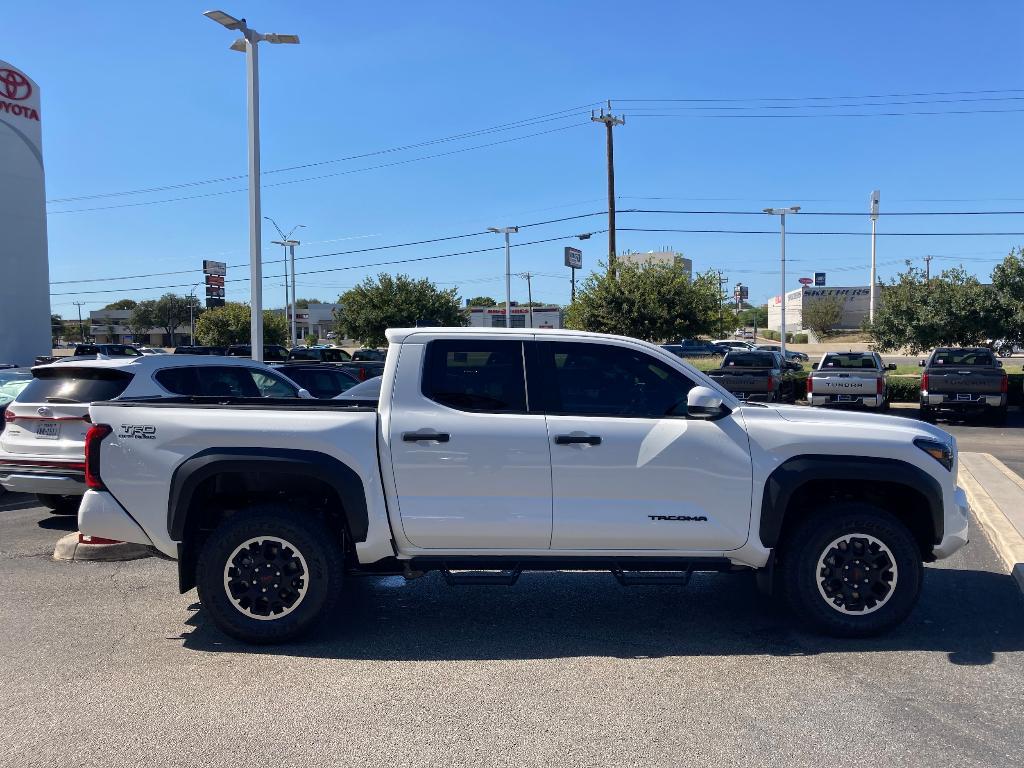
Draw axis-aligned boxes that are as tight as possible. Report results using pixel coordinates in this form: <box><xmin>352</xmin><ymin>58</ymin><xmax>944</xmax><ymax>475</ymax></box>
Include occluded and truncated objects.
<box><xmin>611</xmin><ymin>565</ymin><xmax>694</xmax><ymax>586</ymax></box>
<box><xmin>441</xmin><ymin>567</ymin><xmax>523</xmax><ymax>586</ymax></box>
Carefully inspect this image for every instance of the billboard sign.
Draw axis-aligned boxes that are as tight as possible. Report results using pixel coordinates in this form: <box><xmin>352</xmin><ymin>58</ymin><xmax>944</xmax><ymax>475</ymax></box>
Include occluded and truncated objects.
<box><xmin>0</xmin><ymin>59</ymin><xmax>50</xmax><ymax>365</ymax></box>
<box><xmin>814</xmin><ymin>272</ymin><xmax>826</xmax><ymax>286</ymax></box>
<box><xmin>203</xmin><ymin>260</ymin><xmax>227</xmax><ymax>276</ymax></box>
<box><xmin>564</xmin><ymin>247</ymin><xmax>583</xmax><ymax>269</ymax></box>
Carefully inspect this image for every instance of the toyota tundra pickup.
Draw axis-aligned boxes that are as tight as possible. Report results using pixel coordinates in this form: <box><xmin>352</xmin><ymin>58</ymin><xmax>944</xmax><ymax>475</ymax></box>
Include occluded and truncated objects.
<box><xmin>919</xmin><ymin>347</ymin><xmax>1008</xmax><ymax>424</ymax></box>
<box><xmin>807</xmin><ymin>352</ymin><xmax>896</xmax><ymax>409</ymax></box>
<box><xmin>706</xmin><ymin>350</ymin><xmax>797</xmax><ymax>403</ymax></box>
<box><xmin>80</xmin><ymin>328</ymin><xmax>969</xmax><ymax>644</ymax></box>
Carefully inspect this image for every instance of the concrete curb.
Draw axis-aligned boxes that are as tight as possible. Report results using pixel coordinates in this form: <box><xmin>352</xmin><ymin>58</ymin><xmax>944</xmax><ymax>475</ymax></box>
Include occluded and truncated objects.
<box><xmin>958</xmin><ymin>453</ymin><xmax>1024</xmax><ymax>595</ymax></box>
<box><xmin>53</xmin><ymin>533</ymin><xmax>151</xmax><ymax>562</ymax></box>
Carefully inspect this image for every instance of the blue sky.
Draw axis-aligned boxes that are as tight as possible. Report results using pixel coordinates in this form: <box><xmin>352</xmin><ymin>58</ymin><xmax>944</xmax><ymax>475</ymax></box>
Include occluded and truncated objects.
<box><xmin>7</xmin><ymin>0</ymin><xmax>1024</xmax><ymax>317</ymax></box>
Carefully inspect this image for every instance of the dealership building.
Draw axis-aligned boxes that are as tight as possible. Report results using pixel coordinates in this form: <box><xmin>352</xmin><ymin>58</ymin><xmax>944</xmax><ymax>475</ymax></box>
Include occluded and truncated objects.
<box><xmin>768</xmin><ymin>285</ymin><xmax>885</xmax><ymax>333</ymax></box>
<box><xmin>466</xmin><ymin>305</ymin><xmax>563</xmax><ymax>329</ymax></box>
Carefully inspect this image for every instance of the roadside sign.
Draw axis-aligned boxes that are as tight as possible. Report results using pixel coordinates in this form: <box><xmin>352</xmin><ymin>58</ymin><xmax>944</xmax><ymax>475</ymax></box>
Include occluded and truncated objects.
<box><xmin>203</xmin><ymin>259</ymin><xmax>227</xmax><ymax>276</ymax></box>
<box><xmin>205</xmin><ymin>274</ymin><xmax>224</xmax><ymax>287</ymax></box>
<box><xmin>798</xmin><ymin>277</ymin><xmax>813</xmax><ymax>285</ymax></box>
<box><xmin>814</xmin><ymin>272</ymin><xmax>826</xmax><ymax>286</ymax></box>
<box><xmin>564</xmin><ymin>247</ymin><xmax>583</xmax><ymax>269</ymax></box>
<box><xmin>205</xmin><ymin>286</ymin><xmax>225</xmax><ymax>298</ymax></box>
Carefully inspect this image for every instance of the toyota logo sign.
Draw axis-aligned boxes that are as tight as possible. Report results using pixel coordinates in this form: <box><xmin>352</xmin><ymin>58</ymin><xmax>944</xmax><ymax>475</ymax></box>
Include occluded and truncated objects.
<box><xmin>0</xmin><ymin>69</ymin><xmax>32</xmax><ymax>101</ymax></box>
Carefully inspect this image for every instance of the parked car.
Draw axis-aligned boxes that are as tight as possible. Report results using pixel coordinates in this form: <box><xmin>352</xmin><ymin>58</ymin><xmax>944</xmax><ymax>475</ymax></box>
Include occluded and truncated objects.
<box><xmin>991</xmin><ymin>340</ymin><xmax>1022</xmax><ymax>358</ymax></box>
<box><xmin>351</xmin><ymin>348</ymin><xmax>386</xmax><ymax>362</ymax></box>
<box><xmin>339</xmin><ymin>360</ymin><xmax>386</xmax><ymax>381</ymax></box>
<box><xmin>733</xmin><ymin>328</ymin><xmax>755</xmax><ymax>339</ymax></box>
<box><xmin>919</xmin><ymin>347</ymin><xmax>1008</xmax><ymax>424</ymax></box>
<box><xmin>275</xmin><ymin>363</ymin><xmax>360</xmax><ymax>399</ymax></box>
<box><xmin>137</xmin><ymin>347</ymin><xmax>168</xmax><ymax>355</ymax></box>
<box><xmin>756</xmin><ymin>344</ymin><xmax>809</xmax><ymax>363</ymax></box>
<box><xmin>34</xmin><ymin>343</ymin><xmax>144</xmax><ymax>366</ymax></box>
<box><xmin>173</xmin><ymin>345</ymin><xmax>227</xmax><ymax>356</ymax></box>
<box><xmin>0</xmin><ymin>368</ymin><xmax>33</xmax><ymax>494</ymax></box>
<box><xmin>82</xmin><ymin>326</ymin><xmax>968</xmax><ymax>643</ymax></box>
<box><xmin>661</xmin><ymin>339</ymin><xmax>724</xmax><ymax>359</ymax></box>
<box><xmin>712</xmin><ymin>339</ymin><xmax>757</xmax><ymax>352</ymax></box>
<box><xmin>706</xmin><ymin>351</ymin><xmax>797</xmax><ymax>403</ymax></box>
<box><xmin>332</xmin><ymin>375</ymin><xmax>382</xmax><ymax>402</ymax></box>
<box><xmin>0</xmin><ymin>356</ymin><xmax>310</xmax><ymax>514</ymax></box>
<box><xmin>285</xmin><ymin>347</ymin><xmax>352</xmax><ymax>363</ymax></box>
<box><xmin>807</xmin><ymin>352</ymin><xmax>895</xmax><ymax>410</ymax></box>
<box><xmin>226</xmin><ymin>344</ymin><xmax>290</xmax><ymax>362</ymax></box>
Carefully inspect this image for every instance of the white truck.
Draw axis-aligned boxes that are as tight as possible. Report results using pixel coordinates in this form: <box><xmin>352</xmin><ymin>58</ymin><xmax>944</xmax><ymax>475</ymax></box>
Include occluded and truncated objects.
<box><xmin>80</xmin><ymin>328</ymin><xmax>969</xmax><ymax>644</ymax></box>
<box><xmin>807</xmin><ymin>352</ymin><xmax>897</xmax><ymax>409</ymax></box>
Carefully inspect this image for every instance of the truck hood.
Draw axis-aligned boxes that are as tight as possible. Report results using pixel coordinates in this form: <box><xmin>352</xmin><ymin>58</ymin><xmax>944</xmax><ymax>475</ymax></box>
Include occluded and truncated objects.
<box><xmin>743</xmin><ymin>403</ymin><xmax>953</xmax><ymax>443</ymax></box>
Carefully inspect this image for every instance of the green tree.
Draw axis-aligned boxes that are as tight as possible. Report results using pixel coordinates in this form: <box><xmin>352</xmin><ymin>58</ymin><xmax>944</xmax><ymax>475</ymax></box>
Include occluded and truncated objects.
<box><xmin>737</xmin><ymin>304</ymin><xmax>768</xmax><ymax>330</ymax></box>
<box><xmin>127</xmin><ymin>301</ymin><xmax>156</xmax><ymax>344</ymax></box>
<box><xmin>869</xmin><ymin>264</ymin><xmax>996</xmax><ymax>353</ymax></box>
<box><xmin>194</xmin><ymin>303</ymin><xmax>288</xmax><ymax>346</ymax></box>
<box><xmin>103</xmin><ymin>299</ymin><xmax>138</xmax><ymax>311</ymax></box>
<box><xmin>335</xmin><ymin>273</ymin><xmax>466</xmax><ymax>347</ymax></box>
<box><xmin>294</xmin><ymin>298</ymin><xmax>324</xmax><ymax>310</ymax></box>
<box><xmin>466</xmin><ymin>296</ymin><xmax>497</xmax><ymax>307</ymax></box>
<box><xmin>151</xmin><ymin>293</ymin><xmax>196</xmax><ymax>344</ymax></box>
<box><xmin>564</xmin><ymin>259</ymin><xmax>719</xmax><ymax>342</ymax></box>
<box><xmin>801</xmin><ymin>296</ymin><xmax>845</xmax><ymax>340</ymax></box>
<box><xmin>991</xmin><ymin>247</ymin><xmax>1024</xmax><ymax>344</ymax></box>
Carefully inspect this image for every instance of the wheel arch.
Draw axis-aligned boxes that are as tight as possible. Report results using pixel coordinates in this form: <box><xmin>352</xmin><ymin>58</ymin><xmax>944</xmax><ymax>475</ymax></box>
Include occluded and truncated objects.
<box><xmin>759</xmin><ymin>455</ymin><xmax>944</xmax><ymax>560</ymax></box>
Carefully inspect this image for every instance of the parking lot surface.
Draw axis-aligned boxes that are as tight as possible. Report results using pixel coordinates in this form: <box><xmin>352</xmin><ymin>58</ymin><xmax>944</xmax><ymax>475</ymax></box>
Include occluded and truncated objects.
<box><xmin>2</xmin><ymin>491</ymin><xmax>1022</xmax><ymax>768</ymax></box>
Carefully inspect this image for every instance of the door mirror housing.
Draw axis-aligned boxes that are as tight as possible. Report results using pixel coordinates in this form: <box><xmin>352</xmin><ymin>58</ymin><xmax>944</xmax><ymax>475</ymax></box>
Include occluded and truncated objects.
<box><xmin>297</xmin><ymin>388</ymin><xmax>314</xmax><ymax>399</ymax></box>
<box><xmin>687</xmin><ymin>386</ymin><xmax>726</xmax><ymax>419</ymax></box>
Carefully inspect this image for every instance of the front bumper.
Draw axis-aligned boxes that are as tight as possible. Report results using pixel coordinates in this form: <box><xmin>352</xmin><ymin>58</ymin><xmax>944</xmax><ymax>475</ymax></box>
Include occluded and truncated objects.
<box><xmin>932</xmin><ymin>485</ymin><xmax>970</xmax><ymax>559</ymax></box>
<box><xmin>0</xmin><ymin>458</ymin><xmax>86</xmax><ymax>496</ymax></box>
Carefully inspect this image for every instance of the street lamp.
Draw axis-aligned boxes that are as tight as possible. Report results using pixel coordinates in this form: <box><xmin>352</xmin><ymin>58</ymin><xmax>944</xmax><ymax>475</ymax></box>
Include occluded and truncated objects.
<box><xmin>488</xmin><ymin>226</ymin><xmax>519</xmax><ymax>328</ymax></box>
<box><xmin>869</xmin><ymin>189</ymin><xmax>880</xmax><ymax>324</ymax></box>
<box><xmin>763</xmin><ymin>206</ymin><xmax>800</xmax><ymax>359</ymax></box>
<box><xmin>203</xmin><ymin>9</ymin><xmax>299</xmax><ymax>362</ymax></box>
<box><xmin>266</xmin><ymin>217</ymin><xmax>305</xmax><ymax>347</ymax></box>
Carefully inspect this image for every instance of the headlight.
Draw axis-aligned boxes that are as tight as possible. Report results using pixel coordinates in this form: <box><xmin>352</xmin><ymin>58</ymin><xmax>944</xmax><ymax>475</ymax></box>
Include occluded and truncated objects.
<box><xmin>914</xmin><ymin>437</ymin><xmax>953</xmax><ymax>471</ymax></box>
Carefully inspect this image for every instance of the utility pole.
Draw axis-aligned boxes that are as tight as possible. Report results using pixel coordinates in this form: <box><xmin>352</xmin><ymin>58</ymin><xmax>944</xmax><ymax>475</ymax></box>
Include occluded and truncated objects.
<box><xmin>869</xmin><ymin>189</ymin><xmax>880</xmax><ymax>323</ymax></box>
<box><xmin>73</xmin><ymin>301</ymin><xmax>86</xmax><ymax>343</ymax></box>
<box><xmin>924</xmin><ymin>254</ymin><xmax>934</xmax><ymax>282</ymax></box>
<box><xmin>592</xmin><ymin>101</ymin><xmax>624</xmax><ymax>275</ymax></box>
<box><xmin>518</xmin><ymin>272</ymin><xmax>534</xmax><ymax>328</ymax></box>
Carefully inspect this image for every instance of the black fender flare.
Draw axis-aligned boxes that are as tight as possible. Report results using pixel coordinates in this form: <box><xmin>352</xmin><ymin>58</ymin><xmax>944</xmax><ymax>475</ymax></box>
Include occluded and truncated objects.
<box><xmin>758</xmin><ymin>455</ymin><xmax>944</xmax><ymax>549</ymax></box>
<box><xmin>168</xmin><ymin>447</ymin><xmax>369</xmax><ymax>543</ymax></box>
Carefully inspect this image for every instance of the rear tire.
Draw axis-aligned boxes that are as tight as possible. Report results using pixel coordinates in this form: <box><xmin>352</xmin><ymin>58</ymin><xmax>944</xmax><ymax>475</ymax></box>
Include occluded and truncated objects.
<box><xmin>989</xmin><ymin>406</ymin><xmax>1008</xmax><ymax>426</ymax></box>
<box><xmin>195</xmin><ymin>504</ymin><xmax>345</xmax><ymax>644</ymax></box>
<box><xmin>36</xmin><ymin>494</ymin><xmax>81</xmax><ymax>516</ymax></box>
<box><xmin>919</xmin><ymin>405</ymin><xmax>935</xmax><ymax>423</ymax></box>
<box><xmin>778</xmin><ymin>503</ymin><xmax>922</xmax><ymax>637</ymax></box>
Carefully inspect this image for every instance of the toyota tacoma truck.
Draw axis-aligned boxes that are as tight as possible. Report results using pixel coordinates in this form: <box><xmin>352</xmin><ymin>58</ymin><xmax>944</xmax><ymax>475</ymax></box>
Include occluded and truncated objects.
<box><xmin>807</xmin><ymin>352</ymin><xmax>896</xmax><ymax>409</ymax></box>
<box><xmin>706</xmin><ymin>350</ymin><xmax>797</xmax><ymax>403</ymax></box>
<box><xmin>919</xmin><ymin>347</ymin><xmax>1008</xmax><ymax>424</ymax></box>
<box><xmin>79</xmin><ymin>328</ymin><xmax>969</xmax><ymax>644</ymax></box>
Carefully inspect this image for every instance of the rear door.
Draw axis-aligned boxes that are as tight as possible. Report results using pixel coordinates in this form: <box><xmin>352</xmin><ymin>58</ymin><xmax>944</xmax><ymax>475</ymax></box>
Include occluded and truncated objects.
<box><xmin>387</xmin><ymin>337</ymin><xmax>552</xmax><ymax>549</ymax></box>
<box><xmin>535</xmin><ymin>339</ymin><xmax>754</xmax><ymax>551</ymax></box>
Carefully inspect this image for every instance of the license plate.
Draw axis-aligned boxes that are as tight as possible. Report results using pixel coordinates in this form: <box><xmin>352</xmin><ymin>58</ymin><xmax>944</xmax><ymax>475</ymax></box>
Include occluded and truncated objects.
<box><xmin>956</xmin><ymin>394</ymin><xmax>973</xmax><ymax>401</ymax></box>
<box><xmin>34</xmin><ymin>421</ymin><xmax>61</xmax><ymax>440</ymax></box>
<box><xmin>836</xmin><ymin>395</ymin><xmax>854</xmax><ymax>402</ymax></box>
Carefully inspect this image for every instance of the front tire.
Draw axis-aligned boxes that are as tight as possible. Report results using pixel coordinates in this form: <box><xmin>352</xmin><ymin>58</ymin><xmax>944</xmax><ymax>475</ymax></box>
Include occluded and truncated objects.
<box><xmin>195</xmin><ymin>505</ymin><xmax>345</xmax><ymax>644</ymax></box>
<box><xmin>36</xmin><ymin>494</ymin><xmax>81</xmax><ymax>515</ymax></box>
<box><xmin>779</xmin><ymin>503</ymin><xmax>922</xmax><ymax>637</ymax></box>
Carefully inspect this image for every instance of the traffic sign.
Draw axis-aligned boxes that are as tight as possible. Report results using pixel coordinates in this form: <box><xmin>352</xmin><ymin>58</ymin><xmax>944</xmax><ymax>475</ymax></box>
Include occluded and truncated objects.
<box><xmin>564</xmin><ymin>247</ymin><xmax>583</xmax><ymax>269</ymax></box>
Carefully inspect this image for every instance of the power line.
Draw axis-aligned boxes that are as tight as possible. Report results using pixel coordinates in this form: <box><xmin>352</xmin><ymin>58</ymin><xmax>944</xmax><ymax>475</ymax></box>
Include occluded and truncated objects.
<box><xmin>619</xmin><ymin>227</ymin><xmax>1024</xmax><ymax>236</ymax></box>
<box><xmin>613</xmin><ymin>88</ymin><xmax>1024</xmax><ymax>103</ymax></box>
<box><xmin>619</xmin><ymin>96</ymin><xmax>1024</xmax><ymax>112</ymax></box>
<box><xmin>622</xmin><ymin>107</ymin><xmax>1024</xmax><ymax>119</ymax></box>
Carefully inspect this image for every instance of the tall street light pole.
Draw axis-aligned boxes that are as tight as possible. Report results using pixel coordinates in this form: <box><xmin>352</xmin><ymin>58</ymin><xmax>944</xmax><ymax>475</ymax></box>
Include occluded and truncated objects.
<box><xmin>763</xmin><ymin>206</ymin><xmax>800</xmax><ymax>359</ymax></box>
<box><xmin>204</xmin><ymin>10</ymin><xmax>299</xmax><ymax>362</ymax></box>
<box><xmin>869</xmin><ymin>189</ymin><xmax>880</xmax><ymax>324</ymax></box>
<box><xmin>488</xmin><ymin>226</ymin><xmax>518</xmax><ymax>328</ymax></box>
<box><xmin>266</xmin><ymin>217</ymin><xmax>305</xmax><ymax>348</ymax></box>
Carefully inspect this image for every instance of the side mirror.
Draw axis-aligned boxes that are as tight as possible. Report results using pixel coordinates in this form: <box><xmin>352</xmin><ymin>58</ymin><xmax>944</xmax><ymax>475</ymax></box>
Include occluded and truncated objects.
<box><xmin>687</xmin><ymin>386</ymin><xmax>725</xmax><ymax>419</ymax></box>
<box><xmin>887</xmin><ymin>363</ymin><xmax>898</xmax><ymax>371</ymax></box>
<box><xmin>918</xmin><ymin>360</ymin><xmax>926</xmax><ymax>367</ymax></box>
<box><xmin>297</xmin><ymin>388</ymin><xmax>314</xmax><ymax>400</ymax></box>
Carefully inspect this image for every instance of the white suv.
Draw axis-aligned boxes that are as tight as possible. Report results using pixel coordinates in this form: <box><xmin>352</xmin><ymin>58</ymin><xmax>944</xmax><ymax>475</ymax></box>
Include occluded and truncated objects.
<box><xmin>0</xmin><ymin>355</ymin><xmax>308</xmax><ymax>514</ymax></box>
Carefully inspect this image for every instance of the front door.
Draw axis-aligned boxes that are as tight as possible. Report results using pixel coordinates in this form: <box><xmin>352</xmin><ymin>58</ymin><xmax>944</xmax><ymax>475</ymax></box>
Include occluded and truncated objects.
<box><xmin>534</xmin><ymin>339</ymin><xmax>753</xmax><ymax>551</ymax></box>
<box><xmin>388</xmin><ymin>337</ymin><xmax>552</xmax><ymax>549</ymax></box>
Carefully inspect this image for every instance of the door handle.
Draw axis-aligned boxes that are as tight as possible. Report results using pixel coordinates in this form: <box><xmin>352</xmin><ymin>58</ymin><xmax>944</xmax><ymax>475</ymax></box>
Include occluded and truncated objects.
<box><xmin>555</xmin><ymin>434</ymin><xmax>601</xmax><ymax>446</ymax></box>
<box><xmin>403</xmin><ymin>431</ymin><xmax>450</xmax><ymax>443</ymax></box>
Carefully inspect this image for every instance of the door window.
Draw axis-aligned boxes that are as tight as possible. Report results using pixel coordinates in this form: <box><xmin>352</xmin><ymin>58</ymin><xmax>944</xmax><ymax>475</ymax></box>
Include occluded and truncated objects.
<box><xmin>421</xmin><ymin>340</ymin><xmax>527</xmax><ymax>412</ymax></box>
<box><xmin>155</xmin><ymin>366</ymin><xmax>298</xmax><ymax>398</ymax></box>
<box><xmin>536</xmin><ymin>341</ymin><xmax>695</xmax><ymax>418</ymax></box>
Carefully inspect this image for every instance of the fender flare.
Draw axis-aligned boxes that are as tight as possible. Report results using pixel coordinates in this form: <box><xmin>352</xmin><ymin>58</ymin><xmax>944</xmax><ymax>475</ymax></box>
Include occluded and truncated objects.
<box><xmin>758</xmin><ymin>455</ymin><xmax>944</xmax><ymax>548</ymax></box>
<box><xmin>168</xmin><ymin>447</ymin><xmax>369</xmax><ymax>543</ymax></box>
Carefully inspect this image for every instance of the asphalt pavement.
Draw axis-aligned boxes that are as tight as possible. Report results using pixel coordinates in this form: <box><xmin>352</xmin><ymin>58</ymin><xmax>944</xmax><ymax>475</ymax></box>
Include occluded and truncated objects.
<box><xmin>2</xmin><ymin>492</ymin><xmax>1022</xmax><ymax>767</ymax></box>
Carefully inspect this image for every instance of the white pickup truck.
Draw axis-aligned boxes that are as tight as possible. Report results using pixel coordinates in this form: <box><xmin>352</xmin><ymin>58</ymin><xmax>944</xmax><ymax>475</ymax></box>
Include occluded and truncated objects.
<box><xmin>80</xmin><ymin>328</ymin><xmax>969</xmax><ymax>643</ymax></box>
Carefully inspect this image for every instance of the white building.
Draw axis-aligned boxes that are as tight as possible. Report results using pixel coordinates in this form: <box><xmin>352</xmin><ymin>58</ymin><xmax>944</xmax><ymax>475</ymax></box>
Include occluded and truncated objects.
<box><xmin>278</xmin><ymin>303</ymin><xmax>341</xmax><ymax>341</ymax></box>
<box><xmin>768</xmin><ymin>285</ymin><xmax>884</xmax><ymax>332</ymax></box>
<box><xmin>466</xmin><ymin>305</ymin><xmax>563</xmax><ymax>329</ymax></box>
<box><xmin>89</xmin><ymin>310</ymin><xmax>194</xmax><ymax>347</ymax></box>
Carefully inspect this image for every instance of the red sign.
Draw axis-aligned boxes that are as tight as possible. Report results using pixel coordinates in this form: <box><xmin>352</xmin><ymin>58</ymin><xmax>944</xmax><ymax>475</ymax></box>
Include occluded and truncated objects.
<box><xmin>205</xmin><ymin>274</ymin><xmax>224</xmax><ymax>287</ymax></box>
<box><xmin>798</xmin><ymin>277</ymin><xmax>814</xmax><ymax>285</ymax></box>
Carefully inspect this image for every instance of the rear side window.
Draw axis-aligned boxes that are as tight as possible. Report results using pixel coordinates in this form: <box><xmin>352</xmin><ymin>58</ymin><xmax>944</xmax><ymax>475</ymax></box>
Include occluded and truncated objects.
<box><xmin>283</xmin><ymin>368</ymin><xmax>356</xmax><ymax>398</ymax></box>
<box><xmin>422</xmin><ymin>340</ymin><xmax>526</xmax><ymax>412</ymax></box>
<box><xmin>155</xmin><ymin>366</ymin><xmax>299</xmax><ymax>398</ymax></box>
<box><xmin>18</xmin><ymin>368</ymin><xmax>134</xmax><ymax>403</ymax></box>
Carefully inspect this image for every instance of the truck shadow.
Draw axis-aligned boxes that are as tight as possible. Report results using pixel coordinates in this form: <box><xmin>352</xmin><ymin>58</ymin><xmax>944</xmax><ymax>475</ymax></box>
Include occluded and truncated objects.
<box><xmin>180</xmin><ymin>565</ymin><xmax>1024</xmax><ymax>665</ymax></box>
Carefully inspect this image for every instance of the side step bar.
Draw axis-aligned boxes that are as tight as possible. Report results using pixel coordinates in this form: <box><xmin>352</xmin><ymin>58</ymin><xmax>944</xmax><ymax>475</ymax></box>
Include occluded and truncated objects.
<box><xmin>611</xmin><ymin>565</ymin><xmax>694</xmax><ymax>586</ymax></box>
<box><xmin>441</xmin><ymin>567</ymin><xmax>523</xmax><ymax>586</ymax></box>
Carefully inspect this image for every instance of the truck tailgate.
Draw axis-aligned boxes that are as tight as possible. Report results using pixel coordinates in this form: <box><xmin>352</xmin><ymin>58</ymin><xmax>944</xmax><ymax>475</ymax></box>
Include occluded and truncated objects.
<box><xmin>707</xmin><ymin>369</ymin><xmax>772</xmax><ymax>393</ymax></box>
<box><xmin>926</xmin><ymin>369</ymin><xmax>1004</xmax><ymax>393</ymax></box>
<box><xmin>809</xmin><ymin>373</ymin><xmax>879</xmax><ymax>396</ymax></box>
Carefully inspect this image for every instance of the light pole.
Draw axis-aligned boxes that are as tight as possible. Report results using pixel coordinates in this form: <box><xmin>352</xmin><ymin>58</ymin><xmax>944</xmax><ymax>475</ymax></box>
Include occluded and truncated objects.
<box><xmin>488</xmin><ymin>226</ymin><xmax>519</xmax><ymax>328</ymax></box>
<box><xmin>763</xmin><ymin>206</ymin><xmax>800</xmax><ymax>359</ymax></box>
<box><xmin>518</xmin><ymin>272</ymin><xmax>534</xmax><ymax>328</ymax></box>
<box><xmin>869</xmin><ymin>189</ymin><xmax>880</xmax><ymax>324</ymax></box>
<box><xmin>266</xmin><ymin>217</ymin><xmax>305</xmax><ymax>347</ymax></box>
<box><xmin>189</xmin><ymin>283</ymin><xmax>199</xmax><ymax>345</ymax></box>
<box><xmin>204</xmin><ymin>10</ymin><xmax>299</xmax><ymax>362</ymax></box>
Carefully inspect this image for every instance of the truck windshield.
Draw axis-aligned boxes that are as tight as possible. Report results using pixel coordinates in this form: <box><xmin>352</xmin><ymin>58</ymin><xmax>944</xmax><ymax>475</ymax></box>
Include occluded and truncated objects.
<box><xmin>724</xmin><ymin>353</ymin><xmax>775</xmax><ymax>367</ymax></box>
<box><xmin>821</xmin><ymin>354</ymin><xmax>877</xmax><ymax>369</ymax></box>
<box><xmin>932</xmin><ymin>350</ymin><xmax>996</xmax><ymax>366</ymax></box>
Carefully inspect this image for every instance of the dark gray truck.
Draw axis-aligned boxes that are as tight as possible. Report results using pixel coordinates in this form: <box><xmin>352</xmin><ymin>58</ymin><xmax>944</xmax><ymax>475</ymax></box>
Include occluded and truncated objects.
<box><xmin>706</xmin><ymin>350</ymin><xmax>797</xmax><ymax>403</ymax></box>
<box><xmin>919</xmin><ymin>347</ymin><xmax>1008</xmax><ymax>423</ymax></box>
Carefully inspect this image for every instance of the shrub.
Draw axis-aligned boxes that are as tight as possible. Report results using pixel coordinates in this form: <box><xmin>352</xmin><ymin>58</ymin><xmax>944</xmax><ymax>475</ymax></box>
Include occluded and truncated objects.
<box><xmin>793</xmin><ymin>333</ymin><xmax>808</xmax><ymax>344</ymax></box>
